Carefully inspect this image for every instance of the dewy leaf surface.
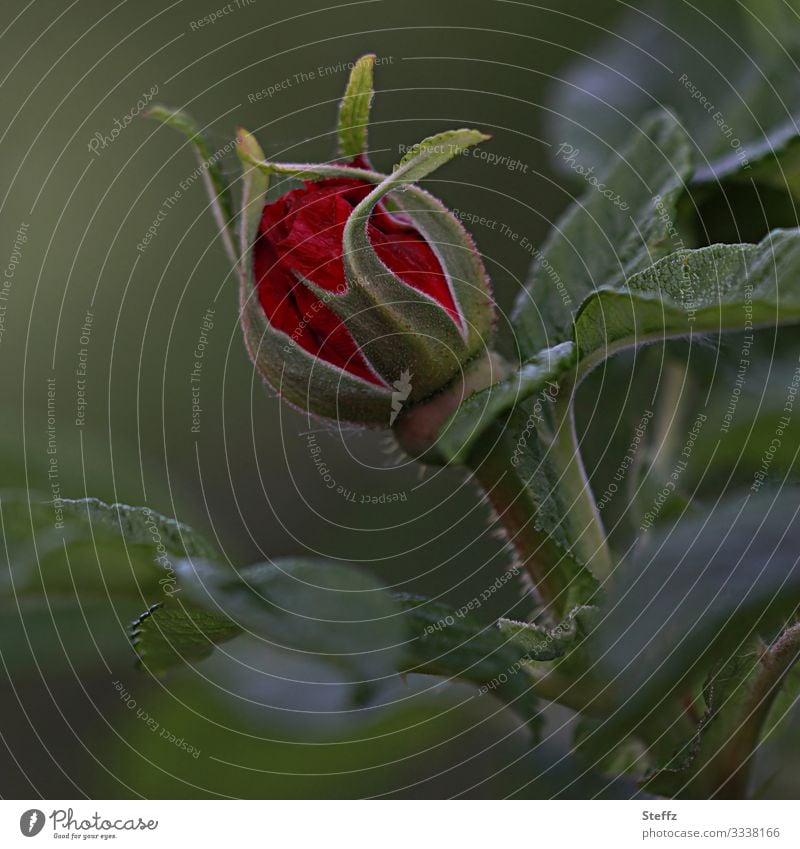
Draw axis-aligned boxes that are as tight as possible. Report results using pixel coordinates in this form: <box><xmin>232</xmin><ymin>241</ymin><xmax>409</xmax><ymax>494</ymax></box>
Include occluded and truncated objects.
<box><xmin>574</xmin><ymin>229</ymin><xmax>800</xmax><ymax>370</ymax></box>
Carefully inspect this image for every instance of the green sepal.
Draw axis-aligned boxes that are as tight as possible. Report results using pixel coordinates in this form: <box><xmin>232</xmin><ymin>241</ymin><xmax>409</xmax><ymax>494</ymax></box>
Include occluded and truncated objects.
<box><xmin>145</xmin><ymin>104</ymin><xmax>237</xmax><ymax>265</ymax></box>
<box><xmin>237</xmin><ymin>158</ymin><xmax>385</xmax><ymax>183</ymax></box>
<box><xmin>236</xmin><ymin>152</ymin><xmax>496</xmax><ymax>362</ymax></box>
<box><xmin>238</xmin><ymin>292</ymin><xmax>393</xmax><ymax>425</ymax></box>
<box><xmin>235</xmin><ymin>127</ymin><xmax>393</xmax><ymax>425</ymax></box>
<box><xmin>337</xmin><ymin>53</ymin><xmax>376</xmax><ymax>158</ymax></box>
<box><xmin>236</xmin><ymin>131</ymin><xmax>496</xmax><ymax>420</ymax></box>
<box><xmin>330</xmin><ymin>129</ymin><xmax>492</xmax><ymax>400</ymax></box>
<box><xmin>235</xmin><ymin>126</ymin><xmax>270</xmax><ymax>272</ymax></box>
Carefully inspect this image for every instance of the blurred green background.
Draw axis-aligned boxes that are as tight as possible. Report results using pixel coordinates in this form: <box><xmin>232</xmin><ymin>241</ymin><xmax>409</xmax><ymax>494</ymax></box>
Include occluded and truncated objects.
<box><xmin>0</xmin><ymin>0</ymin><xmax>628</xmax><ymax>582</ymax></box>
<box><xmin>0</xmin><ymin>0</ymin><xmax>627</xmax><ymax>799</ymax></box>
<box><xmin>2</xmin><ymin>0</ymin><xmax>799</xmax><ymax>799</ymax></box>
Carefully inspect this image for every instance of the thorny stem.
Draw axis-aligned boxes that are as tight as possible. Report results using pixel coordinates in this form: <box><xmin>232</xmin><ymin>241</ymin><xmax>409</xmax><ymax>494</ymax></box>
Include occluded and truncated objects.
<box><xmin>397</xmin><ymin>351</ymin><xmax>613</xmax><ymax>608</ymax></box>
<box><xmin>466</xmin><ymin>390</ymin><xmax>612</xmax><ymax>621</ymax></box>
<box><xmin>469</xmin><ymin>421</ymin><xmax>576</xmax><ymax>621</ymax></box>
<box><xmin>455</xmin><ymin>369</ymin><xmax>613</xmax><ymax>617</ymax></box>
<box><xmin>399</xmin><ymin>352</ymin><xmax>614</xmax><ymax>706</ymax></box>
<box><xmin>708</xmin><ymin>622</ymin><xmax>800</xmax><ymax>799</ymax></box>
<box><xmin>461</xmin><ymin>375</ymin><xmax>618</xmax><ymax>716</ymax></box>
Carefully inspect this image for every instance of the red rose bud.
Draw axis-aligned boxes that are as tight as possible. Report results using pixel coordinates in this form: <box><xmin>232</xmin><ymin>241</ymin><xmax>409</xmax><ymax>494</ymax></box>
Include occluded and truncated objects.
<box><xmin>253</xmin><ymin>166</ymin><xmax>455</xmax><ymax>388</ymax></box>
<box><xmin>150</xmin><ymin>57</ymin><xmax>497</xmax><ymax>428</ymax></box>
<box><xmin>238</xmin><ymin>125</ymin><xmax>496</xmax><ymax>427</ymax></box>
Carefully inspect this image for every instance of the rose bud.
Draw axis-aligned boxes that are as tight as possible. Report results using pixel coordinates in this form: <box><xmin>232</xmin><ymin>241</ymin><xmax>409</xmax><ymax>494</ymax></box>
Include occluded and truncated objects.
<box><xmin>245</xmin><ymin>164</ymin><xmax>498</xmax><ymax>426</ymax></box>
<box><xmin>149</xmin><ymin>56</ymin><xmax>499</xmax><ymax>429</ymax></box>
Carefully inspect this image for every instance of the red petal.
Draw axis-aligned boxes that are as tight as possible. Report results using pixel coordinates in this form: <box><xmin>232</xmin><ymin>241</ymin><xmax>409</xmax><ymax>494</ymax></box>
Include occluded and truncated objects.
<box><xmin>253</xmin><ymin>218</ymin><xmax>383</xmax><ymax>386</ymax></box>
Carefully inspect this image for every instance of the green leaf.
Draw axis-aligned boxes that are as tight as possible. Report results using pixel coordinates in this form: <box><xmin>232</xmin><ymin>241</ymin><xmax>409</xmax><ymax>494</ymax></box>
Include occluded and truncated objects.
<box><xmin>499</xmin><ymin>604</ymin><xmax>598</xmax><ymax>664</ymax></box>
<box><xmin>0</xmin><ymin>492</ymin><xmax>220</xmax><ymax>602</ymax></box>
<box><xmin>511</xmin><ymin>112</ymin><xmax>693</xmax><ymax>359</ymax></box>
<box><xmin>435</xmin><ymin>342</ymin><xmax>575</xmax><ymax>465</ymax></box>
<box><xmin>498</xmin><ymin>605</ymin><xmax>615</xmax><ymax>719</ymax></box>
<box><xmin>391</xmin><ymin>128</ymin><xmax>491</xmax><ymax>184</ymax></box>
<box><xmin>545</xmin><ymin>0</ymin><xmax>800</xmax><ymax>187</ymax></box>
<box><xmin>696</xmin><ymin>119</ymin><xmax>800</xmax><ymax>193</ymax></box>
<box><xmin>504</xmin><ymin>417</ymin><xmax>599</xmax><ymax>609</ymax></box>
<box><xmin>145</xmin><ymin>105</ymin><xmax>237</xmax><ymax>264</ymax></box>
<box><xmin>130</xmin><ymin>601</ymin><xmax>241</xmax><ymax>675</ymax></box>
<box><xmin>574</xmin><ymin>229</ymin><xmax>800</xmax><ymax>372</ymax></box>
<box><xmin>592</xmin><ymin>490</ymin><xmax>800</xmax><ymax>735</ymax></box>
<box><xmin>174</xmin><ymin>557</ymin><xmax>405</xmax><ymax>699</ymax></box>
<box><xmin>337</xmin><ymin>53</ymin><xmax>375</xmax><ymax>158</ymax></box>
<box><xmin>395</xmin><ymin>594</ymin><xmax>542</xmax><ymax>737</ymax></box>
<box><xmin>106</xmin><ymin>658</ymin><xmax>640</xmax><ymax>799</ymax></box>
<box><xmin>0</xmin><ymin>603</ymin><xmax>142</xmax><ymax>675</ymax></box>
<box><xmin>235</xmin><ymin>127</ymin><xmax>270</xmax><ymax>270</ymax></box>
<box><xmin>62</xmin><ymin>497</ymin><xmax>219</xmax><ymax>559</ymax></box>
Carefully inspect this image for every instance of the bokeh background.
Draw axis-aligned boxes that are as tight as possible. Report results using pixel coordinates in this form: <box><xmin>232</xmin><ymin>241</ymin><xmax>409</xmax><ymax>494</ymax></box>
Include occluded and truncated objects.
<box><xmin>2</xmin><ymin>0</ymin><xmax>799</xmax><ymax>799</ymax></box>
